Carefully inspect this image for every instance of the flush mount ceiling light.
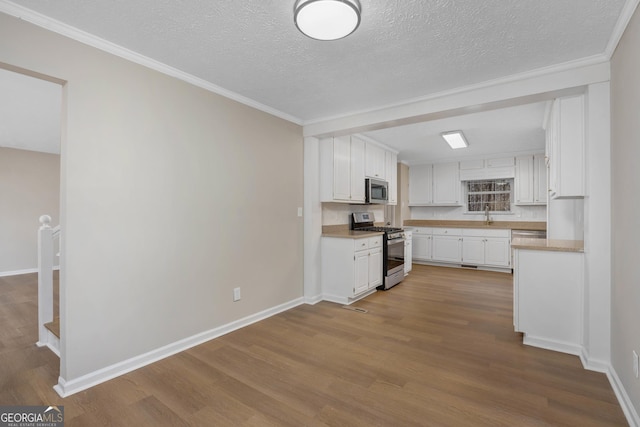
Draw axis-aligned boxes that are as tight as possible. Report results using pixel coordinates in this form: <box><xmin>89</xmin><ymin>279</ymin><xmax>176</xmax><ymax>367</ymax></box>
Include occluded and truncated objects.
<box><xmin>294</xmin><ymin>0</ymin><xmax>361</xmax><ymax>41</ymax></box>
<box><xmin>441</xmin><ymin>131</ymin><xmax>469</xmax><ymax>149</ymax></box>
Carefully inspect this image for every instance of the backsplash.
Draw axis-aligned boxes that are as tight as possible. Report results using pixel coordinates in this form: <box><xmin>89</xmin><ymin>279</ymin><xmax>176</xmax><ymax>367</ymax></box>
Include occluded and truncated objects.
<box><xmin>322</xmin><ymin>203</ymin><xmax>385</xmax><ymax>225</ymax></box>
<box><xmin>410</xmin><ymin>204</ymin><xmax>546</xmax><ymax>222</ymax></box>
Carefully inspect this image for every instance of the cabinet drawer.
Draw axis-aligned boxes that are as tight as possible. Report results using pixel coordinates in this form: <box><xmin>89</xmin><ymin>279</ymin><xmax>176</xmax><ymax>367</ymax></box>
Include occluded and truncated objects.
<box><xmin>354</xmin><ymin>238</ymin><xmax>370</xmax><ymax>251</ymax></box>
<box><xmin>432</xmin><ymin>228</ymin><xmax>462</xmax><ymax>236</ymax></box>
<box><xmin>462</xmin><ymin>228</ymin><xmax>510</xmax><ymax>238</ymax></box>
<box><xmin>412</xmin><ymin>227</ymin><xmax>432</xmax><ymax>235</ymax></box>
<box><xmin>369</xmin><ymin>236</ymin><xmax>383</xmax><ymax>248</ymax></box>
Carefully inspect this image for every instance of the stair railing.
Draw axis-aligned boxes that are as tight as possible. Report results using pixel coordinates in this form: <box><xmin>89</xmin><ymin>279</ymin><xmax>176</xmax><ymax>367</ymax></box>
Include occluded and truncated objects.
<box><xmin>37</xmin><ymin>214</ymin><xmax>60</xmax><ymax>349</ymax></box>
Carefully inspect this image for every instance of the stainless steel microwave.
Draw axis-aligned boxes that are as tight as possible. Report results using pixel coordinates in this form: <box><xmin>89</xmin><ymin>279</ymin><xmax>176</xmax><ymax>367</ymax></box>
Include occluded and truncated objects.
<box><xmin>365</xmin><ymin>178</ymin><xmax>389</xmax><ymax>204</ymax></box>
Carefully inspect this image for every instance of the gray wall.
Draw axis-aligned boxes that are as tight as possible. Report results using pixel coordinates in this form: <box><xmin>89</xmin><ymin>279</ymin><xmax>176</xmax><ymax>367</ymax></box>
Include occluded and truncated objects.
<box><xmin>0</xmin><ymin>147</ymin><xmax>60</xmax><ymax>274</ymax></box>
<box><xmin>611</xmin><ymin>4</ymin><xmax>640</xmax><ymax>417</ymax></box>
<box><xmin>0</xmin><ymin>12</ymin><xmax>303</xmax><ymax>382</ymax></box>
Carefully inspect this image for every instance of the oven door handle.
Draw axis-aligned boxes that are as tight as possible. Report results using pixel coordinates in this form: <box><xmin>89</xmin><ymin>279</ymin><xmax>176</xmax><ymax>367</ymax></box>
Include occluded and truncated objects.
<box><xmin>387</xmin><ymin>238</ymin><xmax>405</xmax><ymax>245</ymax></box>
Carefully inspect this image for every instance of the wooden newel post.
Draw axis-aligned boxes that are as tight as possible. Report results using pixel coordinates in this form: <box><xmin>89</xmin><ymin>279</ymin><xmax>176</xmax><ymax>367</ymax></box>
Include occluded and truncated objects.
<box><xmin>37</xmin><ymin>214</ymin><xmax>54</xmax><ymax>347</ymax></box>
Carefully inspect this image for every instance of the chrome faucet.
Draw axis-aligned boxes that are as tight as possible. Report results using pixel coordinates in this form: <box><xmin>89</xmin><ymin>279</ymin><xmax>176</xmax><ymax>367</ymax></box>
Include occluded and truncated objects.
<box><xmin>484</xmin><ymin>204</ymin><xmax>491</xmax><ymax>225</ymax></box>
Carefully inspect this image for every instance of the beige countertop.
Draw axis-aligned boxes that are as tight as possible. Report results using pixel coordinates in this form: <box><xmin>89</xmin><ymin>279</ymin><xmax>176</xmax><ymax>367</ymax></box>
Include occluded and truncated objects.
<box><xmin>511</xmin><ymin>237</ymin><xmax>584</xmax><ymax>253</ymax></box>
<box><xmin>403</xmin><ymin>219</ymin><xmax>546</xmax><ymax>231</ymax></box>
<box><xmin>321</xmin><ymin>224</ymin><xmax>384</xmax><ymax>239</ymax></box>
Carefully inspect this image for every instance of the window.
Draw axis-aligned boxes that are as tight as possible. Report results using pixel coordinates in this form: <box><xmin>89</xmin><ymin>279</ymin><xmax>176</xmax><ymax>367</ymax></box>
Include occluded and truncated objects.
<box><xmin>466</xmin><ymin>179</ymin><xmax>512</xmax><ymax>212</ymax></box>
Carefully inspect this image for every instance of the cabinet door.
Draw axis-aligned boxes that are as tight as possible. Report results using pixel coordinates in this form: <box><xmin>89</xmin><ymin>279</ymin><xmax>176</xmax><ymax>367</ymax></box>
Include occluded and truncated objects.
<box><xmin>411</xmin><ymin>235</ymin><xmax>426</xmax><ymax>260</ymax></box>
<box><xmin>409</xmin><ymin>164</ymin><xmax>433</xmax><ymax>205</ymax></box>
<box><xmin>462</xmin><ymin>237</ymin><xmax>485</xmax><ymax>265</ymax></box>
<box><xmin>354</xmin><ymin>251</ymin><xmax>369</xmax><ymax>295</ymax></box>
<box><xmin>386</xmin><ymin>151</ymin><xmax>398</xmax><ymax>205</ymax></box>
<box><xmin>368</xmin><ymin>247</ymin><xmax>383</xmax><ymax>288</ymax></box>
<box><xmin>350</xmin><ymin>137</ymin><xmax>366</xmax><ymax>202</ymax></box>
<box><xmin>533</xmin><ymin>154</ymin><xmax>547</xmax><ymax>204</ymax></box>
<box><xmin>365</xmin><ymin>143</ymin><xmax>385</xmax><ymax>179</ymax></box>
<box><xmin>404</xmin><ymin>239</ymin><xmax>412</xmax><ymax>274</ymax></box>
<box><xmin>433</xmin><ymin>162</ymin><xmax>461</xmax><ymax>205</ymax></box>
<box><xmin>484</xmin><ymin>238</ymin><xmax>511</xmax><ymax>267</ymax></box>
<box><xmin>515</xmin><ymin>156</ymin><xmax>534</xmax><ymax>205</ymax></box>
<box><xmin>332</xmin><ymin>136</ymin><xmax>352</xmax><ymax>201</ymax></box>
<box><xmin>432</xmin><ymin>235</ymin><xmax>462</xmax><ymax>263</ymax></box>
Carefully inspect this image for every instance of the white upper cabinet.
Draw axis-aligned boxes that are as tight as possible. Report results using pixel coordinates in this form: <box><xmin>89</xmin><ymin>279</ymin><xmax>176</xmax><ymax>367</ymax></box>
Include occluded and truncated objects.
<box><xmin>546</xmin><ymin>95</ymin><xmax>585</xmax><ymax>199</ymax></box>
<box><xmin>320</xmin><ymin>136</ymin><xmax>365</xmax><ymax>203</ymax></box>
<box><xmin>365</xmin><ymin>142</ymin><xmax>386</xmax><ymax>179</ymax></box>
<box><xmin>533</xmin><ymin>153</ymin><xmax>547</xmax><ymax>204</ymax></box>
<box><xmin>408</xmin><ymin>164</ymin><xmax>433</xmax><ymax>205</ymax></box>
<box><xmin>385</xmin><ymin>150</ymin><xmax>398</xmax><ymax>205</ymax></box>
<box><xmin>515</xmin><ymin>155</ymin><xmax>534</xmax><ymax>204</ymax></box>
<box><xmin>409</xmin><ymin>162</ymin><xmax>461</xmax><ymax>206</ymax></box>
<box><xmin>515</xmin><ymin>153</ymin><xmax>547</xmax><ymax>205</ymax></box>
<box><xmin>432</xmin><ymin>162</ymin><xmax>461</xmax><ymax>205</ymax></box>
<box><xmin>320</xmin><ymin>136</ymin><xmax>398</xmax><ymax>205</ymax></box>
<box><xmin>459</xmin><ymin>157</ymin><xmax>515</xmax><ymax>181</ymax></box>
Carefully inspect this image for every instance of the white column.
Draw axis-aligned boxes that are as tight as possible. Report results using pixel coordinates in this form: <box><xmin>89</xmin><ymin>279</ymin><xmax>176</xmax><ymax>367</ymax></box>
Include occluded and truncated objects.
<box><xmin>303</xmin><ymin>136</ymin><xmax>323</xmax><ymax>303</ymax></box>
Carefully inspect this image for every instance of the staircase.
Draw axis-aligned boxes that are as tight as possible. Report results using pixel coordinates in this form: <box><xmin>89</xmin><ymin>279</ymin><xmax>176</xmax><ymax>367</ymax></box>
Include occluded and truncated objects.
<box><xmin>36</xmin><ymin>214</ymin><xmax>60</xmax><ymax>357</ymax></box>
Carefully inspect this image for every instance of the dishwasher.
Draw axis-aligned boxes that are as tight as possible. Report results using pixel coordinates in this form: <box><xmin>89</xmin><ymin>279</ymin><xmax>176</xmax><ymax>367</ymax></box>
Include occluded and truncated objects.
<box><xmin>511</xmin><ymin>229</ymin><xmax>547</xmax><ymax>239</ymax></box>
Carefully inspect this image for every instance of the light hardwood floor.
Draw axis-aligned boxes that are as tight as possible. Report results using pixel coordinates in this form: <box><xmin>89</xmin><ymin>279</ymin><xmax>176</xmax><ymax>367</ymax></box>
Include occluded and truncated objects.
<box><xmin>0</xmin><ymin>266</ymin><xmax>628</xmax><ymax>426</ymax></box>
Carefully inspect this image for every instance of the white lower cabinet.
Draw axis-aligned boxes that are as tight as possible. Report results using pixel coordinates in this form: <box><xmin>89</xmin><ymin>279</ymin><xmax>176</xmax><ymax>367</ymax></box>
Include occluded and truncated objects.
<box><xmin>322</xmin><ymin>235</ymin><xmax>383</xmax><ymax>304</ymax></box>
<box><xmin>484</xmin><ymin>237</ymin><xmax>511</xmax><ymax>267</ymax></box>
<box><xmin>414</xmin><ymin>227</ymin><xmax>511</xmax><ymax>269</ymax></box>
<box><xmin>404</xmin><ymin>230</ymin><xmax>413</xmax><ymax>275</ymax></box>
<box><xmin>411</xmin><ymin>227</ymin><xmax>432</xmax><ymax>261</ymax></box>
<box><xmin>432</xmin><ymin>229</ymin><xmax>463</xmax><ymax>263</ymax></box>
<box><xmin>461</xmin><ymin>237</ymin><xmax>485</xmax><ymax>265</ymax></box>
<box><xmin>513</xmin><ymin>248</ymin><xmax>583</xmax><ymax>353</ymax></box>
<box><xmin>461</xmin><ymin>230</ymin><xmax>511</xmax><ymax>267</ymax></box>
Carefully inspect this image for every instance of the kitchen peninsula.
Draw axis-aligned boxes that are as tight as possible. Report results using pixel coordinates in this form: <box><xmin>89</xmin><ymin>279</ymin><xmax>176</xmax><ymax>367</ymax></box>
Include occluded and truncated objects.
<box><xmin>512</xmin><ymin>236</ymin><xmax>585</xmax><ymax>356</ymax></box>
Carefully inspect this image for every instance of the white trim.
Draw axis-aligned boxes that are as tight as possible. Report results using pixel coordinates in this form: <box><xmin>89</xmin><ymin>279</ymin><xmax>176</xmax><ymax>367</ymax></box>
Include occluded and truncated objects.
<box><xmin>579</xmin><ymin>348</ymin><xmax>610</xmax><ymax>373</ymax></box>
<box><xmin>0</xmin><ymin>268</ymin><xmax>37</xmax><ymax>277</ymax></box>
<box><xmin>607</xmin><ymin>365</ymin><xmax>640</xmax><ymax>427</ymax></box>
<box><xmin>304</xmin><ymin>294</ymin><xmax>323</xmax><ymax>305</ymax></box>
<box><xmin>36</xmin><ymin>330</ymin><xmax>60</xmax><ymax>357</ymax></box>
<box><xmin>605</xmin><ymin>0</ymin><xmax>640</xmax><ymax>58</ymax></box>
<box><xmin>0</xmin><ymin>1</ymin><xmax>303</xmax><ymax>126</ymax></box>
<box><xmin>522</xmin><ymin>334</ymin><xmax>583</xmax><ymax>356</ymax></box>
<box><xmin>0</xmin><ymin>266</ymin><xmax>60</xmax><ymax>277</ymax></box>
<box><xmin>53</xmin><ymin>296</ymin><xmax>304</xmax><ymax>397</ymax></box>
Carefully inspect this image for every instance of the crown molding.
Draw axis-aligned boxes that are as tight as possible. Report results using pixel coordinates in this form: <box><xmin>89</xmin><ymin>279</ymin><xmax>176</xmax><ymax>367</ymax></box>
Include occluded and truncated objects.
<box><xmin>0</xmin><ymin>1</ymin><xmax>304</xmax><ymax>126</ymax></box>
<box><xmin>605</xmin><ymin>0</ymin><xmax>640</xmax><ymax>58</ymax></box>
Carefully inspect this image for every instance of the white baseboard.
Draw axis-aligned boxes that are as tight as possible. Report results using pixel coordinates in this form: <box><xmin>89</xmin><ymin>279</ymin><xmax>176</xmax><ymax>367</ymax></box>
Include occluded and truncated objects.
<box><xmin>304</xmin><ymin>294</ymin><xmax>323</xmax><ymax>305</ymax></box>
<box><xmin>607</xmin><ymin>365</ymin><xmax>640</xmax><ymax>427</ymax></box>
<box><xmin>522</xmin><ymin>334</ymin><xmax>582</xmax><ymax>356</ymax></box>
<box><xmin>579</xmin><ymin>348</ymin><xmax>610</xmax><ymax>373</ymax></box>
<box><xmin>54</xmin><ymin>296</ymin><xmax>305</xmax><ymax>397</ymax></box>
<box><xmin>0</xmin><ymin>268</ymin><xmax>37</xmax><ymax>277</ymax></box>
<box><xmin>0</xmin><ymin>266</ymin><xmax>60</xmax><ymax>278</ymax></box>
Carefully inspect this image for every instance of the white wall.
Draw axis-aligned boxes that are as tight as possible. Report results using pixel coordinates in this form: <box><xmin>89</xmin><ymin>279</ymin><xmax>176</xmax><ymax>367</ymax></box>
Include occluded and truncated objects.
<box><xmin>411</xmin><ymin>204</ymin><xmax>546</xmax><ymax>222</ymax></box>
<box><xmin>0</xmin><ymin>148</ymin><xmax>60</xmax><ymax>274</ymax></box>
<box><xmin>0</xmin><ymin>12</ymin><xmax>303</xmax><ymax>385</ymax></box>
<box><xmin>322</xmin><ymin>203</ymin><xmax>385</xmax><ymax>226</ymax></box>
<box><xmin>611</xmin><ymin>4</ymin><xmax>640</xmax><ymax>422</ymax></box>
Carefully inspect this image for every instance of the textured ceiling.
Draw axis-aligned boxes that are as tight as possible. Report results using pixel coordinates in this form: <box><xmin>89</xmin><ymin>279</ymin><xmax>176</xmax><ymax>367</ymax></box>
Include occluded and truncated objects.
<box><xmin>362</xmin><ymin>102</ymin><xmax>548</xmax><ymax>165</ymax></box>
<box><xmin>9</xmin><ymin>0</ymin><xmax>626</xmax><ymax>122</ymax></box>
<box><xmin>0</xmin><ymin>0</ymin><xmax>629</xmax><ymax>156</ymax></box>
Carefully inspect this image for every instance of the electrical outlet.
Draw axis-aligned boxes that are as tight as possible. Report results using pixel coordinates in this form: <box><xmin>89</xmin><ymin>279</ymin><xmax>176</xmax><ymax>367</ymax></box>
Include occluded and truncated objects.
<box><xmin>233</xmin><ymin>287</ymin><xmax>241</xmax><ymax>302</ymax></box>
<box><xmin>633</xmin><ymin>350</ymin><xmax>639</xmax><ymax>379</ymax></box>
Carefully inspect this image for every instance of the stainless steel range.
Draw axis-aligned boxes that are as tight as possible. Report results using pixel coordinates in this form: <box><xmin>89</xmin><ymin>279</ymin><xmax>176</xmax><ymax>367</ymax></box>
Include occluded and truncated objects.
<box><xmin>351</xmin><ymin>212</ymin><xmax>405</xmax><ymax>290</ymax></box>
